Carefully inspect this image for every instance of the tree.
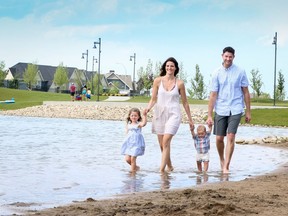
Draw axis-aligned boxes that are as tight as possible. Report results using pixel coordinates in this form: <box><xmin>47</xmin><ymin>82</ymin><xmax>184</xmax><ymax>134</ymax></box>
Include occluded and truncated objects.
<box><xmin>178</xmin><ymin>62</ymin><xmax>188</xmax><ymax>84</ymax></box>
<box><xmin>23</xmin><ymin>63</ymin><xmax>38</xmax><ymax>90</ymax></box>
<box><xmin>93</xmin><ymin>73</ymin><xmax>103</xmax><ymax>95</ymax></box>
<box><xmin>53</xmin><ymin>62</ymin><xmax>69</xmax><ymax>93</ymax></box>
<box><xmin>137</xmin><ymin>59</ymin><xmax>154</xmax><ymax>95</ymax></box>
<box><xmin>250</xmin><ymin>69</ymin><xmax>263</xmax><ymax>98</ymax></box>
<box><xmin>154</xmin><ymin>61</ymin><xmax>162</xmax><ymax>77</ymax></box>
<box><xmin>0</xmin><ymin>61</ymin><xmax>6</xmax><ymax>87</ymax></box>
<box><xmin>188</xmin><ymin>64</ymin><xmax>207</xmax><ymax>100</ymax></box>
<box><xmin>276</xmin><ymin>70</ymin><xmax>285</xmax><ymax>101</ymax></box>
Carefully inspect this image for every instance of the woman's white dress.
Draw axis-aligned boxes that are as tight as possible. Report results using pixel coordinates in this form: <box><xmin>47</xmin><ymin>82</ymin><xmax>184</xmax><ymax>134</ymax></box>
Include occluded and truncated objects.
<box><xmin>152</xmin><ymin>79</ymin><xmax>181</xmax><ymax>135</ymax></box>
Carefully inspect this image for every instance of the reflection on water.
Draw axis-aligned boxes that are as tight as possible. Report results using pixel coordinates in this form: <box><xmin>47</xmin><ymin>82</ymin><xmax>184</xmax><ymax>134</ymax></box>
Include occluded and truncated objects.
<box><xmin>0</xmin><ymin>115</ymin><xmax>287</xmax><ymax>215</ymax></box>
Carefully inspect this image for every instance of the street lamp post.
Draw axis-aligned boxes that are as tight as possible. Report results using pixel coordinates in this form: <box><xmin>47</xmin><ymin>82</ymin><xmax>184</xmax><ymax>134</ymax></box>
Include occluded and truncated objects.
<box><xmin>130</xmin><ymin>53</ymin><xmax>136</xmax><ymax>91</ymax></box>
<box><xmin>93</xmin><ymin>38</ymin><xmax>101</xmax><ymax>102</ymax></box>
<box><xmin>92</xmin><ymin>56</ymin><xmax>98</xmax><ymax>93</ymax></box>
<box><xmin>272</xmin><ymin>32</ymin><xmax>277</xmax><ymax>106</ymax></box>
<box><xmin>81</xmin><ymin>49</ymin><xmax>88</xmax><ymax>83</ymax></box>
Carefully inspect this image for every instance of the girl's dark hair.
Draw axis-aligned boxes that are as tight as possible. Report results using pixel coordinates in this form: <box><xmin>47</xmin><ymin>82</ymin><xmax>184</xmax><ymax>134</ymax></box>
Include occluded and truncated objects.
<box><xmin>126</xmin><ymin>107</ymin><xmax>142</xmax><ymax>123</ymax></box>
<box><xmin>160</xmin><ymin>57</ymin><xmax>179</xmax><ymax>77</ymax></box>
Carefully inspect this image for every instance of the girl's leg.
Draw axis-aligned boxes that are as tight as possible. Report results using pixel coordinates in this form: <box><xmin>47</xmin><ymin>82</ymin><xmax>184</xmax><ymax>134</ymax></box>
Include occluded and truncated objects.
<box><xmin>130</xmin><ymin>156</ymin><xmax>139</xmax><ymax>172</ymax></box>
<box><xmin>125</xmin><ymin>155</ymin><xmax>131</xmax><ymax>165</ymax></box>
<box><xmin>159</xmin><ymin>134</ymin><xmax>173</xmax><ymax>172</ymax></box>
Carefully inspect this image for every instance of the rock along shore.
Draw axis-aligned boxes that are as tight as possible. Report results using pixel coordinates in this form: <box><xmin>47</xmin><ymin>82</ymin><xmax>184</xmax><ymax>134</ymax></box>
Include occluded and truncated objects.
<box><xmin>0</xmin><ymin>101</ymin><xmax>208</xmax><ymax>123</ymax></box>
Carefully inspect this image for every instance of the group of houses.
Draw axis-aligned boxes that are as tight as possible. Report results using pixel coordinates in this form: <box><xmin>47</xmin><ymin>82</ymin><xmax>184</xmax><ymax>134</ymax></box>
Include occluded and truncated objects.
<box><xmin>3</xmin><ymin>62</ymin><xmax>138</xmax><ymax>95</ymax></box>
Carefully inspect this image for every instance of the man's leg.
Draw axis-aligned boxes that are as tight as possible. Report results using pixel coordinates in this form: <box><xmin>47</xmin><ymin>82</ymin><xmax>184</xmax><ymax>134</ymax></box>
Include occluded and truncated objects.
<box><xmin>223</xmin><ymin>133</ymin><xmax>235</xmax><ymax>173</ymax></box>
<box><xmin>223</xmin><ymin>113</ymin><xmax>241</xmax><ymax>173</ymax></box>
<box><xmin>216</xmin><ymin>135</ymin><xmax>225</xmax><ymax>170</ymax></box>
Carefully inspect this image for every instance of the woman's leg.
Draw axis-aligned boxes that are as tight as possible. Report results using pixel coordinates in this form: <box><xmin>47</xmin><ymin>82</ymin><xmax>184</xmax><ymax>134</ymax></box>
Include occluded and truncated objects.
<box><xmin>159</xmin><ymin>134</ymin><xmax>173</xmax><ymax>172</ymax></box>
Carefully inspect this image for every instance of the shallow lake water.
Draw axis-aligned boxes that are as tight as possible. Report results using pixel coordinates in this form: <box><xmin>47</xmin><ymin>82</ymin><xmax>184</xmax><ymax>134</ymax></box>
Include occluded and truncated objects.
<box><xmin>0</xmin><ymin>115</ymin><xmax>287</xmax><ymax>215</ymax></box>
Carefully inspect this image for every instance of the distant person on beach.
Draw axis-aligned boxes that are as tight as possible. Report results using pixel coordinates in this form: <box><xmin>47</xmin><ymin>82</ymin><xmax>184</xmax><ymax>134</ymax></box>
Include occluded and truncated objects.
<box><xmin>191</xmin><ymin>124</ymin><xmax>212</xmax><ymax>172</ymax></box>
<box><xmin>143</xmin><ymin>57</ymin><xmax>194</xmax><ymax>173</ymax></box>
<box><xmin>206</xmin><ymin>46</ymin><xmax>251</xmax><ymax>174</ymax></box>
<box><xmin>121</xmin><ymin>108</ymin><xmax>147</xmax><ymax>172</ymax></box>
<box><xmin>69</xmin><ymin>83</ymin><xmax>76</xmax><ymax>101</ymax></box>
<box><xmin>81</xmin><ymin>85</ymin><xmax>87</xmax><ymax>101</ymax></box>
<box><xmin>86</xmin><ymin>88</ymin><xmax>91</xmax><ymax>100</ymax></box>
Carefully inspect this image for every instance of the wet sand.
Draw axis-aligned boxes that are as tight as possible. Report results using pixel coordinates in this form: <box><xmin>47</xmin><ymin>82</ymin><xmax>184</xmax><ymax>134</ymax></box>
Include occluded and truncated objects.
<box><xmin>24</xmin><ymin>142</ymin><xmax>288</xmax><ymax>216</ymax></box>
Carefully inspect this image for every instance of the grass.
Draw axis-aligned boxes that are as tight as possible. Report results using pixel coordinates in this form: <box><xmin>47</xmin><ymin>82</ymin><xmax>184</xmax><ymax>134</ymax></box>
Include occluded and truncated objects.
<box><xmin>1</xmin><ymin>87</ymin><xmax>288</xmax><ymax>127</ymax></box>
<box><xmin>0</xmin><ymin>88</ymin><xmax>108</xmax><ymax>110</ymax></box>
<box><xmin>243</xmin><ymin>108</ymin><xmax>288</xmax><ymax>127</ymax></box>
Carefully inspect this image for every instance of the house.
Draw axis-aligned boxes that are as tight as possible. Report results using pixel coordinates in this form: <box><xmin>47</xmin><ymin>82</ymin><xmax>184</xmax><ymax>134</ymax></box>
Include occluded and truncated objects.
<box><xmin>105</xmin><ymin>70</ymin><xmax>133</xmax><ymax>95</ymax></box>
<box><xmin>4</xmin><ymin>62</ymin><xmax>134</xmax><ymax>95</ymax></box>
<box><xmin>6</xmin><ymin>62</ymin><xmax>81</xmax><ymax>92</ymax></box>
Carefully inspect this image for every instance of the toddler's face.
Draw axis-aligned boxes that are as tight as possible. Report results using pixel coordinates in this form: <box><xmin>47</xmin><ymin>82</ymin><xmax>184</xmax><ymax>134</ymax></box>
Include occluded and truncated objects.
<box><xmin>197</xmin><ymin>131</ymin><xmax>206</xmax><ymax>138</ymax></box>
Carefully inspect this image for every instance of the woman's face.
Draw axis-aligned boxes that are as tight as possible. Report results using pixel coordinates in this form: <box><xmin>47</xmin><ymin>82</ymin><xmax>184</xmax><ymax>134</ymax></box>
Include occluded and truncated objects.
<box><xmin>165</xmin><ymin>61</ymin><xmax>176</xmax><ymax>75</ymax></box>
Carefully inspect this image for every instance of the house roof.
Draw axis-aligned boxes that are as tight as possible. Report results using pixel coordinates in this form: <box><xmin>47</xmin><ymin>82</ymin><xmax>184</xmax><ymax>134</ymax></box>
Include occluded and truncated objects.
<box><xmin>105</xmin><ymin>71</ymin><xmax>133</xmax><ymax>89</ymax></box>
<box><xmin>9</xmin><ymin>62</ymin><xmax>78</xmax><ymax>82</ymax></box>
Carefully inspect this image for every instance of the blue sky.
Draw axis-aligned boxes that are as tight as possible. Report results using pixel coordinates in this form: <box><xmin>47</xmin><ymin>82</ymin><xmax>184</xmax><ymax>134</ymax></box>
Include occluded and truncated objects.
<box><xmin>0</xmin><ymin>0</ymin><xmax>287</xmax><ymax>97</ymax></box>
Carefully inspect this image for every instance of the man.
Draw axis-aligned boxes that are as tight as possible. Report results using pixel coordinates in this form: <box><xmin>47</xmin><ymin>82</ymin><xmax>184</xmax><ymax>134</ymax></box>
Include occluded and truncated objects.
<box><xmin>206</xmin><ymin>46</ymin><xmax>251</xmax><ymax>174</ymax></box>
<box><xmin>69</xmin><ymin>83</ymin><xmax>76</xmax><ymax>101</ymax></box>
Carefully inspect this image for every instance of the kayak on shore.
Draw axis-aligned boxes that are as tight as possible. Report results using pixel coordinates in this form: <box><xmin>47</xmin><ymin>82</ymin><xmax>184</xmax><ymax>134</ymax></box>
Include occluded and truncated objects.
<box><xmin>0</xmin><ymin>98</ymin><xmax>15</xmax><ymax>104</ymax></box>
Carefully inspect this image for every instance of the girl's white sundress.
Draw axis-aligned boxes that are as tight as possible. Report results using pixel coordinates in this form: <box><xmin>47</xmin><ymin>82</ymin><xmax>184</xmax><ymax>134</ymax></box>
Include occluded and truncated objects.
<box><xmin>121</xmin><ymin>123</ymin><xmax>145</xmax><ymax>157</ymax></box>
<box><xmin>152</xmin><ymin>79</ymin><xmax>181</xmax><ymax>135</ymax></box>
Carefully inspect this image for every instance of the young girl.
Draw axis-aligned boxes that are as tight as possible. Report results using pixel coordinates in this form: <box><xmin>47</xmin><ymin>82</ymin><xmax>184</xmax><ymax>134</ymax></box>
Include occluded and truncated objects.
<box><xmin>121</xmin><ymin>108</ymin><xmax>147</xmax><ymax>172</ymax></box>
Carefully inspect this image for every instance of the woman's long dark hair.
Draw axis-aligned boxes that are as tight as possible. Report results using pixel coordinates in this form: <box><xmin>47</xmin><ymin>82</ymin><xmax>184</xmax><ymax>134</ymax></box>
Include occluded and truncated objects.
<box><xmin>160</xmin><ymin>57</ymin><xmax>179</xmax><ymax>77</ymax></box>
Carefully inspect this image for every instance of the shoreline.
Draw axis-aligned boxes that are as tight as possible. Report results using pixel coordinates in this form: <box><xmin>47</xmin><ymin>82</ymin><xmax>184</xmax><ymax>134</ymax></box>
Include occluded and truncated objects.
<box><xmin>28</xmin><ymin>159</ymin><xmax>288</xmax><ymax>216</ymax></box>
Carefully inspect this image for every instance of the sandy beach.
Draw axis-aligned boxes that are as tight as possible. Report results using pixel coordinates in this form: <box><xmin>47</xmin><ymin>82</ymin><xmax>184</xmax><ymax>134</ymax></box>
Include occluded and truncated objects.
<box><xmin>1</xmin><ymin>102</ymin><xmax>288</xmax><ymax>216</ymax></box>
<box><xmin>27</xmin><ymin>144</ymin><xmax>288</xmax><ymax>216</ymax></box>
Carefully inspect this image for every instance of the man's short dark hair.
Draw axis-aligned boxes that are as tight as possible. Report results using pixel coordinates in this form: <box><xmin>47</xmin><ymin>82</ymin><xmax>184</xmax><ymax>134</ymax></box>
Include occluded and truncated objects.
<box><xmin>223</xmin><ymin>46</ymin><xmax>235</xmax><ymax>55</ymax></box>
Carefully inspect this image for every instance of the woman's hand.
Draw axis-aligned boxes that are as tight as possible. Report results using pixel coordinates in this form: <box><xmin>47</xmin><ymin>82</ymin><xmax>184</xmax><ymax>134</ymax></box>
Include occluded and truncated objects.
<box><xmin>189</xmin><ymin>121</ymin><xmax>194</xmax><ymax>131</ymax></box>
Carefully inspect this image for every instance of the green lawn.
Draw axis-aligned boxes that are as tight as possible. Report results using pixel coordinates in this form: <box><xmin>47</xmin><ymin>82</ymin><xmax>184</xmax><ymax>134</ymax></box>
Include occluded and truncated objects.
<box><xmin>1</xmin><ymin>87</ymin><xmax>288</xmax><ymax>127</ymax></box>
<box><xmin>0</xmin><ymin>88</ymin><xmax>108</xmax><ymax>110</ymax></box>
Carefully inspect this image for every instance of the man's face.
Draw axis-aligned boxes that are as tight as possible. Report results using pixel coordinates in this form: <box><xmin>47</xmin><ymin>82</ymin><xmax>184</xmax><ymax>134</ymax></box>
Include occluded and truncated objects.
<box><xmin>222</xmin><ymin>52</ymin><xmax>234</xmax><ymax>68</ymax></box>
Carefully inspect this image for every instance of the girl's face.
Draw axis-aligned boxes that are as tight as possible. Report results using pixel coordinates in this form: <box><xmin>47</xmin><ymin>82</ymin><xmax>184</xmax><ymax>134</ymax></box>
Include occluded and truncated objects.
<box><xmin>129</xmin><ymin>111</ymin><xmax>140</xmax><ymax>123</ymax></box>
<box><xmin>165</xmin><ymin>61</ymin><xmax>176</xmax><ymax>75</ymax></box>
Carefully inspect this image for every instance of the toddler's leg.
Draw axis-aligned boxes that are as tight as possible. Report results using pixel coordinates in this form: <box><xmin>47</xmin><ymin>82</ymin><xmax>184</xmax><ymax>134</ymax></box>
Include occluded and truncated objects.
<box><xmin>203</xmin><ymin>161</ymin><xmax>209</xmax><ymax>172</ymax></box>
<box><xmin>197</xmin><ymin>161</ymin><xmax>202</xmax><ymax>172</ymax></box>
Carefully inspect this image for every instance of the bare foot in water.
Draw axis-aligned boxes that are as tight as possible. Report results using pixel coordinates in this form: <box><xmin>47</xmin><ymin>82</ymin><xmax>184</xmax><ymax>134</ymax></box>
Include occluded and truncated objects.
<box><xmin>130</xmin><ymin>166</ymin><xmax>140</xmax><ymax>172</ymax></box>
<box><xmin>222</xmin><ymin>168</ymin><xmax>229</xmax><ymax>174</ymax></box>
<box><xmin>166</xmin><ymin>166</ymin><xmax>174</xmax><ymax>172</ymax></box>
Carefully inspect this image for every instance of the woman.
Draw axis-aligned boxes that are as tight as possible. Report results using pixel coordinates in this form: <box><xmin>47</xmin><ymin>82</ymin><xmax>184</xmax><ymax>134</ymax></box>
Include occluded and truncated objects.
<box><xmin>144</xmin><ymin>57</ymin><xmax>194</xmax><ymax>172</ymax></box>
